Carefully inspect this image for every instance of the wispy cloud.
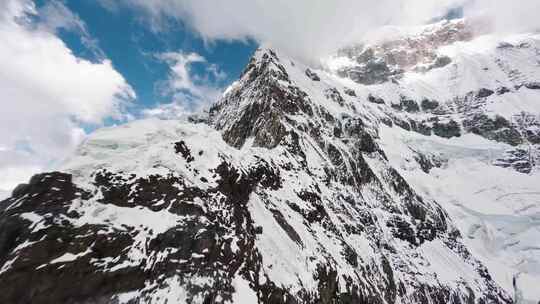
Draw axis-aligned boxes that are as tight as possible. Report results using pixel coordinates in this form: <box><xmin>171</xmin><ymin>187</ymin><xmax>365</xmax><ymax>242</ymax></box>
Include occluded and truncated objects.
<box><xmin>143</xmin><ymin>51</ymin><xmax>226</xmax><ymax>119</ymax></box>
<box><xmin>0</xmin><ymin>0</ymin><xmax>134</xmax><ymax>194</ymax></box>
<box><xmin>99</xmin><ymin>0</ymin><xmax>540</xmax><ymax>61</ymax></box>
<box><xmin>39</xmin><ymin>0</ymin><xmax>105</xmax><ymax>59</ymax></box>
<box><xmin>464</xmin><ymin>0</ymin><xmax>540</xmax><ymax>34</ymax></box>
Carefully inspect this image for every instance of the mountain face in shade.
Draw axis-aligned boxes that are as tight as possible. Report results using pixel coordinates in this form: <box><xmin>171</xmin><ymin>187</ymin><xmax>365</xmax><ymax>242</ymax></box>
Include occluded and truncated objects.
<box><xmin>1</xmin><ymin>19</ymin><xmax>540</xmax><ymax>304</ymax></box>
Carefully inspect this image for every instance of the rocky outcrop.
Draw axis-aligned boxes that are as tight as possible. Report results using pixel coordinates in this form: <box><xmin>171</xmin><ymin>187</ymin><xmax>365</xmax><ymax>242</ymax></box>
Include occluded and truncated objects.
<box><xmin>336</xmin><ymin>19</ymin><xmax>472</xmax><ymax>85</ymax></box>
<box><xmin>0</xmin><ymin>44</ymin><xmax>520</xmax><ymax>303</ymax></box>
<box><xmin>463</xmin><ymin>114</ymin><xmax>522</xmax><ymax>146</ymax></box>
<box><xmin>494</xmin><ymin>147</ymin><xmax>537</xmax><ymax>174</ymax></box>
<box><xmin>210</xmin><ymin>50</ymin><xmax>313</xmax><ymax>149</ymax></box>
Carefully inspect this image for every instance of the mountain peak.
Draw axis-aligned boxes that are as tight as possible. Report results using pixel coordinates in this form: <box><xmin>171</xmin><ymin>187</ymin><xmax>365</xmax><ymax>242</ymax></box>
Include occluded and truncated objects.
<box><xmin>2</xmin><ymin>21</ymin><xmax>540</xmax><ymax>303</ymax></box>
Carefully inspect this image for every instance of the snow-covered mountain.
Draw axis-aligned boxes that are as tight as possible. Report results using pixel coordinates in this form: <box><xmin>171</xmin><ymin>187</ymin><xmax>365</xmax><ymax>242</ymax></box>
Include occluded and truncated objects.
<box><xmin>1</xmin><ymin>19</ymin><xmax>539</xmax><ymax>303</ymax></box>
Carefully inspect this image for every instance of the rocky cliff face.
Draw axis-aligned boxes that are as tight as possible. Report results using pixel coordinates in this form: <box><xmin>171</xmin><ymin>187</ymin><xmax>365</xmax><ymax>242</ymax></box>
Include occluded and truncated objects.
<box><xmin>1</xmin><ymin>20</ymin><xmax>540</xmax><ymax>304</ymax></box>
<box><xmin>335</xmin><ymin>19</ymin><xmax>474</xmax><ymax>85</ymax></box>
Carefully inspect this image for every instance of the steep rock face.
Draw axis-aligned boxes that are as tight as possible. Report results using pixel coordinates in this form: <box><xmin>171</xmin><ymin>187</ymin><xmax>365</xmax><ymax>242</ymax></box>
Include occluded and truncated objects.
<box><xmin>335</xmin><ymin>19</ymin><xmax>474</xmax><ymax>85</ymax></box>
<box><xmin>2</xmin><ymin>20</ymin><xmax>540</xmax><ymax>304</ymax></box>
<box><xmin>0</xmin><ymin>46</ymin><xmax>513</xmax><ymax>304</ymax></box>
<box><xmin>209</xmin><ymin>50</ymin><xmax>313</xmax><ymax>149</ymax></box>
<box><xmin>327</xmin><ymin>24</ymin><xmax>540</xmax><ymax>177</ymax></box>
<box><xmin>334</xmin><ymin>26</ymin><xmax>540</xmax><ymax>303</ymax></box>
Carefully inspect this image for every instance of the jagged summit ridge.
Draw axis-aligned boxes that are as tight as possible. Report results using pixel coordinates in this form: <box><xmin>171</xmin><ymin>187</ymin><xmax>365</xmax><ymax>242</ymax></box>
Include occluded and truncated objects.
<box><xmin>2</xmin><ymin>21</ymin><xmax>540</xmax><ymax>303</ymax></box>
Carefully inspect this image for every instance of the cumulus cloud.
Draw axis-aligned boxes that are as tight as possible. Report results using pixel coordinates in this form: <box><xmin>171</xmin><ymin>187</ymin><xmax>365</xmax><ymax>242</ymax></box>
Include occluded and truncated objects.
<box><xmin>143</xmin><ymin>51</ymin><xmax>225</xmax><ymax>119</ymax></box>
<box><xmin>463</xmin><ymin>0</ymin><xmax>540</xmax><ymax>34</ymax></box>
<box><xmin>0</xmin><ymin>0</ymin><xmax>134</xmax><ymax>195</ymax></box>
<box><xmin>102</xmin><ymin>0</ymin><xmax>539</xmax><ymax>61</ymax></box>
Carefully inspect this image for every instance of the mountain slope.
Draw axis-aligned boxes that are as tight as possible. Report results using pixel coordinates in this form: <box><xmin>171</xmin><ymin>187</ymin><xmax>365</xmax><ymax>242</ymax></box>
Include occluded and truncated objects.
<box><xmin>324</xmin><ymin>20</ymin><xmax>540</xmax><ymax>303</ymax></box>
<box><xmin>1</xmin><ymin>20</ymin><xmax>539</xmax><ymax>304</ymax></box>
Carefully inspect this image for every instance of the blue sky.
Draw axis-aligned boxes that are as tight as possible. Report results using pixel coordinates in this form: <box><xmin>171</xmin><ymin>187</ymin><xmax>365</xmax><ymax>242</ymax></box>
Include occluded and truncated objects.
<box><xmin>42</xmin><ymin>0</ymin><xmax>257</xmax><ymax>121</ymax></box>
<box><xmin>2</xmin><ymin>0</ymin><xmax>536</xmax><ymax>196</ymax></box>
<box><xmin>0</xmin><ymin>0</ymin><xmax>261</xmax><ymax>195</ymax></box>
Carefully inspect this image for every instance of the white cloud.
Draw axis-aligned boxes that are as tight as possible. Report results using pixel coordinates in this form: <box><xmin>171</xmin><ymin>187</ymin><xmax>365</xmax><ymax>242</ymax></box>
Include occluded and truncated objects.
<box><xmin>0</xmin><ymin>0</ymin><xmax>135</xmax><ymax>195</ymax></box>
<box><xmin>144</xmin><ymin>51</ymin><xmax>225</xmax><ymax>119</ymax></box>
<box><xmin>157</xmin><ymin>52</ymin><xmax>206</xmax><ymax>98</ymax></box>
<box><xmin>463</xmin><ymin>0</ymin><xmax>540</xmax><ymax>34</ymax></box>
<box><xmin>142</xmin><ymin>103</ymin><xmax>190</xmax><ymax>120</ymax></box>
<box><xmin>103</xmin><ymin>0</ymin><xmax>539</xmax><ymax>61</ymax></box>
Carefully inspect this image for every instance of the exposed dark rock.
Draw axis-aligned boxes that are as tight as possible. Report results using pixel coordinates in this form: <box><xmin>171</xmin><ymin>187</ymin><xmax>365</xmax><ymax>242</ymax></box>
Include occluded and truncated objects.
<box><xmin>342</xmin><ymin>244</ymin><xmax>358</xmax><ymax>267</ymax></box>
<box><xmin>433</xmin><ymin>119</ymin><xmax>461</xmax><ymax>138</ymax></box>
<box><xmin>421</xmin><ymin>99</ymin><xmax>439</xmax><ymax>111</ymax></box>
<box><xmin>380</xmin><ymin>117</ymin><xmax>393</xmax><ymax>127</ymax></box>
<box><xmin>344</xmin><ymin>88</ymin><xmax>356</xmax><ymax>97</ymax></box>
<box><xmin>391</xmin><ymin>103</ymin><xmax>402</xmax><ymax>111</ymax></box>
<box><xmin>526</xmin><ymin>129</ymin><xmax>540</xmax><ymax>145</ymax></box>
<box><xmin>270</xmin><ymin>208</ymin><xmax>304</xmax><ymax>247</ymax></box>
<box><xmin>336</xmin><ymin>20</ymin><xmax>473</xmax><ymax>85</ymax></box>
<box><xmin>327</xmin><ymin>143</ymin><xmax>344</xmax><ymax>167</ymax></box>
<box><xmin>341</xmin><ymin>117</ymin><xmax>379</xmax><ymax>153</ymax></box>
<box><xmin>496</xmin><ymin>87</ymin><xmax>511</xmax><ymax>95</ymax></box>
<box><xmin>175</xmin><ymin>140</ymin><xmax>195</xmax><ymax>163</ymax></box>
<box><xmin>0</xmin><ymin>46</ymin><xmax>515</xmax><ymax>304</ymax></box>
<box><xmin>211</xmin><ymin>51</ymin><xmax>314</xmax><ymax>149</ymax></box>
<box><xmin>387</xmin><ymin>216</ymin><xmax>417</xmax><ymax>245</ymax></box>
<box><xmin>497</xmin><ymin>42</ymin><xmax>514</xmax><ymax>49</ymax></box>
<box><xmin>431</xmin><ymin>55</ymin><xmax>452</xmax><ymax>69</ymax></box>
<box><xmin>413</xmin><ymin>150</ymin><xmax>446</xmax><ymax>173</ymax></box>
<box><xmin>512</xmin><ymin>112</ymin><xmax>540</xmax><ymax>144</ymax></box>
<box><xmin>476</xmin><ymin>88</ymin><xmax>495</xmax><ymax>98</ymax></box>
<box><xmin>463</xmin><ymin>114</ymin><xmax>522</xmax><ymax>146</ymax></box>
<box><xmin>219</xmin><ymin>100</ymin><xmax>283</xmax><ymax>149</ymax></box>
<box><xmin>0</xmin><ymin>157</ymin><xmax>283</xmax><ymax>303</ymax></box>
<box><xmin>367</xmin><ymin>94</ymin><xmax>385</xmax><ymax>104</ymax></box>
<box><xmin>0</xmin><ymin>173</ymin><xmax>146</xmax><ymax>304</ymax></box>
<box><xmin>399</xmin><ymin>97</ymin><xmax>420</xmax><ymax>113</ymax></box>
<box><xmin>394</xmin><ymin>117</ymin><xmax>411</xmax><ymax>131</ymax></box>
<box><xmin>337</xmin><ymin>49</ymin><xmax>400</xmax><ymax>85</ymax></box>
<box><xmin>296</xmin><ymin>190</ymin><xmax>321</xmax><ymax>204</ymax></box>
<box><xmin>305</xmin><ymin>68</ymin><xmax>321</xmax><ymax>81</ymax></box>
<box><xmin>380</xmin><ymin>257</ymin><xmax>396</xmax><ymax>304</ymax></box>
<box><xmin>494</xmin><ymin>148</ymin><xmax>535</xmax><ymax>174</ymax></box>
<box><xmin>410</xmin><ymin>120</ymin><xmax>432</xmax><ymax>136</ymax></box>
<box><xmin>525</xmin><ymin>82</ymin><xmax>540</xmax><ymax>90</ymax></box>
<box><xmin>324</xmin><ymin>88</ymin><xmax>345</xmax><ymax>106</ymax></box>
